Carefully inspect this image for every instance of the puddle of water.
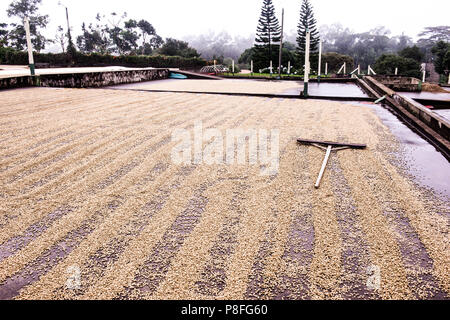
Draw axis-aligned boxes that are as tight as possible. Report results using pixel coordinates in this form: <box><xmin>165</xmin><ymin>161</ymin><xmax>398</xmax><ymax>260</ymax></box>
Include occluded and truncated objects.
<box><xmin>345</xmin><ymin>101</ymin><xmax>450</xmax><ymax>199</ymax></box>
<box><xmin>306</xmin><ymin>82</ymin><xmax>368</xmax><ymax>98</ymax></box>
<box><xmin>282</xmin><ymin>82</ymin><xmax>369</xmax><ymax>97</ymax></box>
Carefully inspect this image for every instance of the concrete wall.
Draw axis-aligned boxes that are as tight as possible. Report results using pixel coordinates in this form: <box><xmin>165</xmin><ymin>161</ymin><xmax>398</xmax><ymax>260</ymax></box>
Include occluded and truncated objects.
<box><xmin>362</xmin><ymin>76</ymin><xmax>450</xmax><ymax>158</ymax></box>
<box><xmin>394</xmin><ymin>94</ymin><xmax>449</xmax><ymax>141</ymax></box>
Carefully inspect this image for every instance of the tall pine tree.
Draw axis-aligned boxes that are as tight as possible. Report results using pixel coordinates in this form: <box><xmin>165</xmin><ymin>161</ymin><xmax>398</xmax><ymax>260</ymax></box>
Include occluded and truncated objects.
<box><xmin>253</xmin><ymin>0</ymin><xmax>281</xmax><ymax>71</ymax></box>
<box><xmin>296</xmin><ymin>0</ymin><xmax>320</xmax><ymax>67</ymax></box>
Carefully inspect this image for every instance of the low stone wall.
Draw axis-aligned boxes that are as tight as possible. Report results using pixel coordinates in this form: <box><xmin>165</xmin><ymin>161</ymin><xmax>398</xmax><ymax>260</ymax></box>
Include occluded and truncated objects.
<box><xmin>373</xmin><ymin>75</ymin><xmax>421</xmax><ymax>92</ymax></box>
<box><xmin>39</xmin><ymin>69</ymin><xmax>169</xmax><ymax>88</ymax></box>
<box><xmin>0</xmin><ymin>68</ymin><xmax>169</xmax><ymax>90</ymax></box>
<box><xmin>0</xmin><ymin>76</ymin><xmax>33</xmax><ymax>89</ymax></box>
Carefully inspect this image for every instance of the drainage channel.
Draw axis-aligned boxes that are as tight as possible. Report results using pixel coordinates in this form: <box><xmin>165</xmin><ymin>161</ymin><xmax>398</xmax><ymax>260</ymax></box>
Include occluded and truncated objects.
<box><xmin>344</xmin><ymin>100</ymin><xmax>450</xmax><ymax>200</ymax></box>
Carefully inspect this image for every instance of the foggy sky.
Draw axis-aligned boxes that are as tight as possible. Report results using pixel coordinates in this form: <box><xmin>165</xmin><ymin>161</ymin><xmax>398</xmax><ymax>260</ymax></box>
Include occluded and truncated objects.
<box><xmin>1</xmin><ymin>0</ymin><xmax>448</xmax><ymax>45</ymax></box>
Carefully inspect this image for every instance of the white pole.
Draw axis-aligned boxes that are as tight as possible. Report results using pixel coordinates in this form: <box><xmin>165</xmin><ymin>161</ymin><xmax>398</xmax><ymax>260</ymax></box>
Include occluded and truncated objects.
<box><xmin>304</xmin><ymin>30</ymin><xmax>311</xmax><ymax>97</ymax></box>
<box><xmin>318</xmin><ymin>40</ymin><xmax>322</xmax><ymax>79</ymax></box>
<box><xmin>270</xmin><ymin>60</ymin><xmax>273</xmax><ymax>74</ymax></box>
<box><xmin>325</xmin><ymin>62</ymin><xmax>328</xmax><ymax>75</ymax></box>
<box><xmin>350</xmin><ymin>67</ymin><xmax>359</xmax><ymax>75</ymax></box>
<box><xmin>288</xmin><ymin>61</ymin><xmax>291</xmax><ymax>74</ymax></box>
<box><xmin>278</xmin><ymin>8</ymin><xmax>284</xmax><ymax>78</ymax></box>
<box><xmin>422</xmin><ymin>70</ymin><xmax>426</xmax><ymax>83</ymax></box>
<box><xmin>395</xmin><ymin>67</ymin><xmax>398</xmax><ymax>75</ymax></box>
<box><xmin>251</xmin><ymin>60</ymin><xmax>253</xmax><ymax>74</ymax></box>
<box><xmin>24</xmin><ymin>17</ymin><xmax>35</xmax><ymax>76</ymax></box>
<box><xmin>368</xmin><ymin>65</ymin><xmax>371</xmax><ymax>75</ymax></box>
<box><xmin>315</xmin><ymin>145</ymin><xmax>332</xmax><ymax>189</ymax></box>
<box><xmin>358</xmin><ymin>65</ymin><xmax>360</xmax><ymax>75</ymax></box>
<box><xmin>448</xmin><ymin>74</ymin><xmax>450</xmax><ymax>85</ymax></box>
<box><xmin>232</xmin><ymin>60</ymin><xmax>235</xmax><ymax>73</ymax></box>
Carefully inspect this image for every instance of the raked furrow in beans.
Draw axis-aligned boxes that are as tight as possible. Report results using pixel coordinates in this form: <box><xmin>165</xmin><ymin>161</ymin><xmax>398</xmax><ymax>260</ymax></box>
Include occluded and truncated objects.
<box><xmin>3</xmin><ymin>99</ymin><xmax>243</xmax><ymax>297</ymax></box>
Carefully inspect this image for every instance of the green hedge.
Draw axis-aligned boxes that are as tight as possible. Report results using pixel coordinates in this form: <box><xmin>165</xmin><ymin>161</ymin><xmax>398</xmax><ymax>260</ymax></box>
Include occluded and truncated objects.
<box><xmin>374</xmin><ymin>54</ymin><xmax>421</xmax><ymax>78</ymax></box>
<box><xmin>0</xmin><ymin>47</ymin><xmax>206</xmax><ymax>69</ymax></box>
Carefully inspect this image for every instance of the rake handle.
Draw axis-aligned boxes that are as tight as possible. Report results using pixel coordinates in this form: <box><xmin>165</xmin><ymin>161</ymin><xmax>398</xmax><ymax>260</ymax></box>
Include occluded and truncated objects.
<box><xmin>315</xmin><ymin>145</ymin><xmax>332</xmax><ymax>189</ymax></box>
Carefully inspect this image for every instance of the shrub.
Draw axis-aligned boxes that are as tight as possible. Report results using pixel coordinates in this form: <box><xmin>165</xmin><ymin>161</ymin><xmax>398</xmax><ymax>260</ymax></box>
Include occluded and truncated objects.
<box><xmin>0</xmin><ymin>47</ymin><xmax>207</xmax><ymax>69</ymax></box>
<box><xmin>321</xmin><ymin>52</ymin><xmax>354</xmax><ymax>74</ymax></box>
<box><xmin>374</xmin><ymin>54</ymin><xmax>421</xmax><ymax>78</ymax></box>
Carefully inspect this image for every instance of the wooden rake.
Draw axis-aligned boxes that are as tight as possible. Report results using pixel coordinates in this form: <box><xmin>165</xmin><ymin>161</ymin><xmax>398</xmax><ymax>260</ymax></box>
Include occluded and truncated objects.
<box><xmin>297</xmin><ymin>139</ymin><xmax>367</xmax><ymax>189</ymax></box>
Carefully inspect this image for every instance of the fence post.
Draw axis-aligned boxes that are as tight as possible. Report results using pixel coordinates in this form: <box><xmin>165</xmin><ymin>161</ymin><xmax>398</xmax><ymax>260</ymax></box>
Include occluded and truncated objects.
<box><xmin>318</xmin><ymin>40</ymin><xmax>322</xmax><ymax>83</ymax></box>
<box><xmin>24</xmin><ymin>17</ymin><xmax>35</xmax><ymax>76</ymax></box>
<box><xmin>303</xmin><ymin>29</ymin><xmax>310</xmax><ymax>97</ymax></box>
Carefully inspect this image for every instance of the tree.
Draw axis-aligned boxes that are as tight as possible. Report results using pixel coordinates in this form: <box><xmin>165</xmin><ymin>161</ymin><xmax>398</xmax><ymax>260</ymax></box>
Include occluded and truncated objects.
<box><xmin>185</xmin><ymin>31</ymin><xmax>254</xmax><ymax>61</ymax></box>
<box><xmin>55</xmin><ymin>25</ymin><xmax>66</xmax><ymax>53</ymax></box>
<box><xmin>121</xmin><ymin>19</ymin><xmax>140</xmax><ymax>53</ymax></box>
<box><xmin>374</xmin><ymin>54</ymin><xmax>421</xmax><ymax>78</ymax></box>
<box><xmin>240</xmin><ymin>41</ymin><xmax>296</xmax><ymax>71</ymax></box>
<box><xmin>149</xmin><ymin>35</ymin><xmax>164</xmax><ymax>51</ymax></box>
<box><xmin>76</xmin><ymin>20</ymin><xmax>109</xmax><ymax>54</ymax></box>
<box><xmin>296</xmin><ymin>0</ymin><xmax>320</xmax><ymax>65</ymax></box>
<box><xmin>0</xmin><ymin>23</ymin><xmax>9</xmax><ymax>47</ymax></box>
<box><xmin>239</xmin><ymin>47</ymin><xmax>256</xmax><ymax>65</ymax></box>
<box><xmin>417</xmin><ymin>26</ymin><xmax>450</xmax><ymax>60</ymax></box>
<box><xmin>399</xmin><ymin>45</ymin><xmax>424</xmax><ymax>63</ymax></box>
<box><xmin>158</xmin><ymin>38</ymin><xmax>200</xmax><ymax>58</ymax></box>
<box><xmin>137</xmin><ymin>19</ymin><xmax>157</xmax><ymax>54</ymax></box>
<box><xmin>431</xmin><ymin>41</ymin><xmax>450</xmax><ymax>75</ymax></box>
<box><xmin>418</xmin><ymin>26</ymin><xmax>450</xmax><ymax>44</ymax></box>
<box><xmin>76</xmin><ymin>14</ymin><xmax>162</xmax><ymax>56</ymax></box>
<box><xmin>394</xmin><ymin>33</ymin><xmax>413</xmax><ymax>51</ymax></box>
<box><xmin>253</xmin><ymin>0</ymin><xmax>281</xmax><ymax>70</ymax></box>
<box><xmin>322</xmin><ymin>52</ymin><xmax>354</xmax><ymax>74</ymax></box>
<box><xmin>6</xmin><ymin>0</ymin><xmax>49</xmax><ymax>52</ymax></box>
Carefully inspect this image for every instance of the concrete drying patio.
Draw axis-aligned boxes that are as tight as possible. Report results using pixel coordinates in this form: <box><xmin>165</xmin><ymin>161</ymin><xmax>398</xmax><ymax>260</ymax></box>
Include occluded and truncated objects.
<box><xmin>110</xmin><ymin>78</ymin><xmax>303</xmax><ymax>95</ymax></box>
<box><xmin>0</xmin><ymin>87</ymin><xmax>448</xmax><ymax>300</ymax></box>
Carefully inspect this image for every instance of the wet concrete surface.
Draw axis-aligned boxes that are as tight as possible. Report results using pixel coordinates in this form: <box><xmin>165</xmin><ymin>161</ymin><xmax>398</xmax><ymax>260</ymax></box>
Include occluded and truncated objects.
<box><xmin>282</xmin><ymin>82</ymin><xmax>368</xmax><ymax>98</ymax></box>
<box><xmin>110</xmin><ymin>79</ymin><xmax>368</xmax><ymax>99</ymax></box>
<box><xmin>434</xmin><ymin>109</ymin><xmax>450</xmax><ymax>121</ymax></box>
<box><xmin>344</xmin><ymin>101</ymin><xmax>450</xmax><ymax>200</ymax></box>
<box><xmin>398</xmin><ymin>91</ymin><xmax>450</xmax><ymax>101</ymax></box>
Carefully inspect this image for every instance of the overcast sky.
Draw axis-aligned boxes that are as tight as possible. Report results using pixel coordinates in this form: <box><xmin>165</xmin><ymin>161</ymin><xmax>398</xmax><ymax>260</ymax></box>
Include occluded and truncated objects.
<box><xmin>1</xmin><ymin>0</ymin><xmax>449</xmax><ymax>43</ymax></box>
